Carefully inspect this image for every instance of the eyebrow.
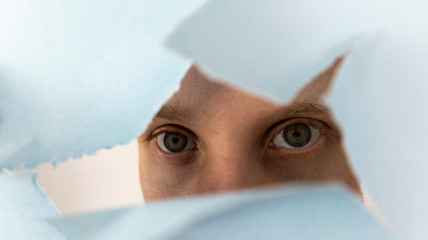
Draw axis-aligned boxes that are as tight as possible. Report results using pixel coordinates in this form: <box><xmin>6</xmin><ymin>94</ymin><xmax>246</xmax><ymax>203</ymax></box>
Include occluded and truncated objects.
<box><xmin>153</xmin><ymin>98</ymin><xmax>329</xmax><ymax>124</ymax></box>
<box><xmin>153</xmin><ymin>104</ymin><xmax>193</xmax><ymax>123</ymax></box>
<box><xmin>267</xmin><ymin>98</ymin><xmax>330</xmax><ymax>124</ymax></box>
<box><xmin>285</xmin><ymin>98</ymin><xmax>329</xmax><ymax>116</ymax></box>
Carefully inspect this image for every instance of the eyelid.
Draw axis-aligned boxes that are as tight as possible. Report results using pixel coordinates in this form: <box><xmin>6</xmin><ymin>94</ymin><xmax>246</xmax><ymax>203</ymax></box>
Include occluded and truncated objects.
<box><xmin>145</xmin><ymin>124</ymin><xmax>198</xmax><ymax>143</ymax></box>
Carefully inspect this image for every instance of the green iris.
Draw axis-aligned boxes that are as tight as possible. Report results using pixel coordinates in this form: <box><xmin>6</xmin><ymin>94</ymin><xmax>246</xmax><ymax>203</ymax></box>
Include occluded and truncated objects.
<box><xmin>164</xmin><ymin>132</ymin><xmax>188</xmax><ymax>152</ymax></box>
<box><xmin>283</xmin><ymin>123</ymin><xmax>311</xmax><ymax>148</ymax></box>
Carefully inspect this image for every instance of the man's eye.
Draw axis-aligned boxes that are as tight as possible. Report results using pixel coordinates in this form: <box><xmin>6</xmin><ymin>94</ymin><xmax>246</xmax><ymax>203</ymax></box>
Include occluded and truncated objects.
<box><xmin>156</xmin><ymin>132</ymin><xmax>197</xmax><ymax>153</ymax></box>
<box><xmin>272</xmin><ymin>123</ymin><xmax>320</xmax><ymax>149</ymax></box>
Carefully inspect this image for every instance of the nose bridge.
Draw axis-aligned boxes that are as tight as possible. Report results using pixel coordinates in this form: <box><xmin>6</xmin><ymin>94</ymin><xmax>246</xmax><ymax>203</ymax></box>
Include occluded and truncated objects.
<box><xmin>203</xmin><ymin>151</ymin><xmax>258</xmax><ymax>191</ymax></box>
<box><xmin>196</xmin><ymin>136</ymin><xmax>274</xmax><ymax>192</ymax></box>
<box><xmin>193</xmin><ymin>103</ymin><xmax>279</xmax><ymax>193</ymax></box>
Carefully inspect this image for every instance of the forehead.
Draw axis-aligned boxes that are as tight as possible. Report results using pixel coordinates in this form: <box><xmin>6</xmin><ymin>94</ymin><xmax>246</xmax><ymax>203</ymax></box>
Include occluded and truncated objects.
<box><xmin>170</xmin><ymin>66</ymin><xmax>276</xmax><ymax>115</ymax></box>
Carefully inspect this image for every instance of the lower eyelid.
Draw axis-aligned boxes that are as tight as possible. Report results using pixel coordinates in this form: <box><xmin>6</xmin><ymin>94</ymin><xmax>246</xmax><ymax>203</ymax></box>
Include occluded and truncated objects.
<box><xmin>152</xmin><ymin>140</ymin><xmax>198</xmax><ymax>166</ymax></box>
<box><xmin>266</xmin><ymin>136</ymin><xmax>329</xmax><ymax>166</ymax></box>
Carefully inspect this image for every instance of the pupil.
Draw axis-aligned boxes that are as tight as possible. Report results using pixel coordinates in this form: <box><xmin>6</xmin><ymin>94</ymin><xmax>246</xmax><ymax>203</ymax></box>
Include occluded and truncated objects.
<box><xmin>283</xmin><ymin>123</ymin><xmax>311</xmax><ymax>148</ymax></box>
<box><xmin>164</xmin><ymin>132</ymin><xmax>188</xmax><ymax>153</ymax></box>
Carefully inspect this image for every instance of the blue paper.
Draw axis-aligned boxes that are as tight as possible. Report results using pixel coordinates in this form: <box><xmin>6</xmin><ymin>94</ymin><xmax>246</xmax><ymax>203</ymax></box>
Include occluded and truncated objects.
<box><xmin>3</xmin><ymin>0</ymin><xmax>427</xmax><ymax>238</ymax></box>
<box><xmin>329</xmin><ymin>19</ymin><xmax>428</xmax><ymax>239</ymax></box>
<box><xmin>0</xmin><ymin>171</ymin><xmax>65</xmax><ymax>239</ymax></box>
<box><xmin>0</xmin><ymin>0</ymin><xmax>205</xmax><ymax>169</ymax></box>
<box><xmin>49</xmin><ymin>185</ymin><xmax>392</xmax><ymax>240</ymax></box>
<box><xmin>166</xmin><ymin>0</ymin><xmax>380</xmax><ymax>102</ymax></box>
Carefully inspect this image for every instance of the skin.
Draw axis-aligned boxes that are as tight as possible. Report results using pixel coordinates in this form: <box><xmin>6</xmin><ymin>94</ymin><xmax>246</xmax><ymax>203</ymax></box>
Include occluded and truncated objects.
<box><xmin>138</xmin><ymin>59</ymin><xmax>360</xmax><ymax>201</ymax></box>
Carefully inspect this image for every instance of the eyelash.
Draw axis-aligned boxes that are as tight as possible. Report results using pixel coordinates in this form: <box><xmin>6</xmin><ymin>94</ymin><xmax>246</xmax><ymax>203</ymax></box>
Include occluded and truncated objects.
<box><xmin>148</xmin><ymin>124</ymin><xmax>196</xmax><ymax>140</ymax></box>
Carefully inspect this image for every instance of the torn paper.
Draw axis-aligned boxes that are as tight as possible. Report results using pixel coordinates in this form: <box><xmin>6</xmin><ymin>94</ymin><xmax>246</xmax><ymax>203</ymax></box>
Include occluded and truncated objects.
<box><xmin>1</xmin><ymin>0</ymin><xmax>427</xmax><ymax>239</ymax></box>
<box><xmin>329</xmin><ymin>22</ymin><xmax>428</xmax><ymax>239</ymax></box>
<box><xmin>166</xmin><ymin>0</ymin><xmax>381</xmax><ymax>102</ymax></box>
<box><xmin>0</xmin><ymin>171</ymin><xmax>65</xmax><ymax>240</ymax></box>
<box><xmin>0</xmin><ymin>0</ymin><xmax>206</xmax><ymax>169</ymax></box>
<box><xmin>49</xmin><ymin>185</ymin><xmax>392</xmax><ymax>240</ymax></box>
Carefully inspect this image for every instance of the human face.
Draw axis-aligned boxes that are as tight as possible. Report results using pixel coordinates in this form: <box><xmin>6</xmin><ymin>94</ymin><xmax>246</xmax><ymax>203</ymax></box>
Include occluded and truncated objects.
<box><xmin>138</xmin><ymin>61</ymin><xmax>360</xmax><ymax>201</ymax></box>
